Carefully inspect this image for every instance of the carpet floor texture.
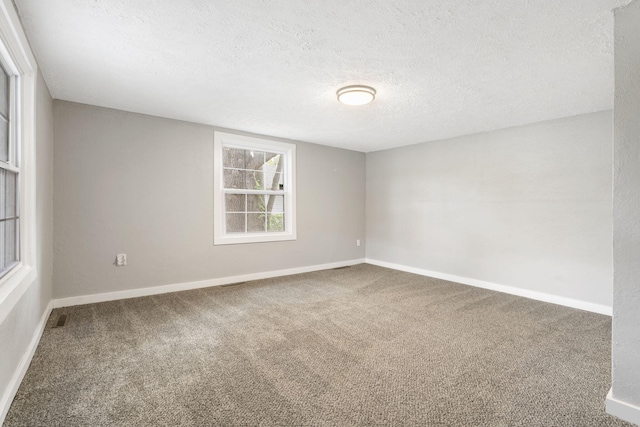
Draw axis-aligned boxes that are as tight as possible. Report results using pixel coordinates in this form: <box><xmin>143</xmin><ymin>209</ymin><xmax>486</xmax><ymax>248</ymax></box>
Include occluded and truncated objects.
<box><xmin>5</xmin><ymin>264</ymin><xmax>631</xmax><ymax>426</ymax></box>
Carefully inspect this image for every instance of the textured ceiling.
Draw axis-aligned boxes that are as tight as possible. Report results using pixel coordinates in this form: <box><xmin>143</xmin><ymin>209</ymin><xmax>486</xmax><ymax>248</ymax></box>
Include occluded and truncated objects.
<box><xmin>16</xmin><ymin>0</ymin><xmax>630</xmax><ymax>152</ymax></box>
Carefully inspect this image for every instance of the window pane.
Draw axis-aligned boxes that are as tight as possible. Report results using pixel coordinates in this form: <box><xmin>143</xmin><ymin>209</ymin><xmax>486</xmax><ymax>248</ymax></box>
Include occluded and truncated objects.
<box><xmin>0</xmin><ymin>169</ymin><xmax>3</xmax><ymax>220</ymax></box>
<box><xmin>2</xmin><ymin>169</ymin><xmax>16</xmax><ymax>219</ymax></box>
<box><xmin>263</xmin><ymin>172</ymin><xmax>282</xmax><ymax>191</ymax></box>
<box><xmin>0</xmin><ymin>115</ymin><xmax>8</xmax><ymax>162</ymax></box>
<box><xmin>266</xmin><ymin>195</ymin><xmax>284</xmax><ymax>214</ymax></box>
<box><xmin>223</xmin><ymin>169</ymin><xmax>245</xmax><ymax>189</ymax></box>
<box><xmin>246</xmin><ymin>170</ymin><xmax>265</xmax><ymax>190</ymax></box>
<box><xmin>0</xmin><ymin>65</ymin><xmax>8</xmax><ymax>120</ymax></box>
<box><xmin>245</xmin><ymin>150</ymin><xmax>265</xmax><ymax>171</ymax></box>
<box><xmin>223</xmin><ymin>147</ymin><xmax>245</xmax><ymax>169</ymax></box>
<box><xmin>264</xmin><ymin>154</ymin><xmax>282</xmax><ymax>188</ymax></box>
<box><xmin>247</xmin><ymin>194</ymin><xmax>265</xmax><ymax>213</ymax></box>
<box><xmin>267</xmin><ymin>214</ymin><xmax>284</xmax><ymax>232</ymax></box>
<box><xmin>0</xmin><ymin>220</ymin><xmax>3</xmax><ymax>271</ymax></box>
<box><xmin>225</xmin><ymin>194</ymin><xmax>245</xmax><ymax>212</ymax></box>
<box><xmin>4</xmin><ymin>217</ymin><xmax>15</xmax><ymax>267</ymax></box>
<box><xmin>0</xmin><ymin>166</ymin><xmax>18</xmax><ymax>275</ymax></box>
<box><xmin>0</xmin><ymin>218</ymin><xmax>17</xmax><ymax>275</ymax></box>
<box><xmin>225</xmin><ymin>213</ymin><xmax>245</xmax><ymax>233</ymax></box>
<box><xmin>265</xmin><ymin>153</ymin><xmax>281</xmax><ymax>166</ymax></box>
<box><xmin>247</xmin><ymin>213</ymin><xmax>266</xmax><ymax>232</ymax></box>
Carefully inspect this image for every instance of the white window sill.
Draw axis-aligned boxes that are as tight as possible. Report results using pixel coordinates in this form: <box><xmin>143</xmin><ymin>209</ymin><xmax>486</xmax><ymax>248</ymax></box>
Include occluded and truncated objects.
<box><xmin>214</xmin><ymin>231</ymin><xmax>297</xmax><ymax>245</ymax></box>
<box><xmin>0</xmin><ymin>263</ymin><xmax>37</xmax><ymax>324</ymax></box>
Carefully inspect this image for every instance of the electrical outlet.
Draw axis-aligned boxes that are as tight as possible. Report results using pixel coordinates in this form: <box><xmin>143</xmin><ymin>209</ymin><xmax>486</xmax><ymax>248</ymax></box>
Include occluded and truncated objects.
<box><xmin>116</xmin><ymin>254</ymin><xmax>127</xmax><ymax>267</ymax></box>
<box><xmin>356</xmin><ymin>239</ymin><xmax>361</xmax><ymax>247</ymax></box>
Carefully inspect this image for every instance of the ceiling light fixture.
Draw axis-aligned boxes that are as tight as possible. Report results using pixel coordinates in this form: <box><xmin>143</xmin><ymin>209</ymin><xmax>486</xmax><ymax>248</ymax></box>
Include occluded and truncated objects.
<box><xmin>337</xmin><ymin>85</ymin><xmax>376</xmax><ymax>106</ymax></box>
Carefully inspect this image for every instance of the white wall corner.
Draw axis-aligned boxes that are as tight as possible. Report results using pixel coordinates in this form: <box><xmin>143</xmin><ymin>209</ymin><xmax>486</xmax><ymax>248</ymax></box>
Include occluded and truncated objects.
<box><xmin>607</xmin><ymin>388</ymin><xmax>640</xmax><ymax>426</ymax></box>
<box><xmin>0</xmin><ymin>300</ymin><xmax>53</xmax><ymax>425</ymax></box>
<box><xmin>365</xmin><ymin>259</ymin><xmax>612</xmax><ymax>316</ymax></box>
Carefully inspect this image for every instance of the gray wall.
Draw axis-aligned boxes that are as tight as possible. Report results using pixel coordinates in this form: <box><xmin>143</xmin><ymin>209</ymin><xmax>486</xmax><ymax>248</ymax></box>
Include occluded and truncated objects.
<box><xmin>0</xmin><ymin>71</ymin><xmax>53</xmax><ymax>414</ymax></box>
<box><xmin>53</xmin><ymin>101</ymin><xmax>366</xmax><ymax>299</ymax></box>
<box><xmin>612</xmin><ymin>0</ymin><xmax>640</xmax><ymax>414</ymax></box>
<box><xmin>366</xmin><ymin>111</ymin><xmax>613</xmax><ymax>307</ymax></box>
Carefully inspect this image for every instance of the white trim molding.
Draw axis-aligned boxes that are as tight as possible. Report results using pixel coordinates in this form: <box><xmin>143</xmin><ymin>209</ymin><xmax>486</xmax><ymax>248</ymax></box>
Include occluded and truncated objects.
<box><xmin>0</xmin><ymin>300</ymin><xmax>53</xmax><ymax>424</ymax></box>
<box><xmin>365</xmin><ymin>259</ymin><xmax>612</xmax><ymax>316</ymax></box>
<box><xmin>54</xmin><ymin>259</ymin><xmax>365</xmax><ymax>308</ymax></box>
<box><xmin>607</xmin><ymin>388</ymin><xmax>640</xmax><ymax>426</ymax></box>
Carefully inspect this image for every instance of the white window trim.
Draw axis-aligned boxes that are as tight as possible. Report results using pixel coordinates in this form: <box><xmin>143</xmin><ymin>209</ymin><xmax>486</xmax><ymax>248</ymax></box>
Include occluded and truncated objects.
<box><xmin>0</xmin><ymin>0</ymin><xmax>38</xmax><ymax>325</ymax></box>
<box><xmin>214</xmin><ymin>131</ymin><xmax>296</xmax><ymax>245</ymax></box>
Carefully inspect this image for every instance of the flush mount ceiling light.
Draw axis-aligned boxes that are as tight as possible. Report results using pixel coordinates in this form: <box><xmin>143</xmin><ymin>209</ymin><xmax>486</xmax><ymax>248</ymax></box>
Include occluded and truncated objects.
<box><xmin>337</xmin><ymin>85</ymin><xmax>376</xmax><ymax>106</ymax></box>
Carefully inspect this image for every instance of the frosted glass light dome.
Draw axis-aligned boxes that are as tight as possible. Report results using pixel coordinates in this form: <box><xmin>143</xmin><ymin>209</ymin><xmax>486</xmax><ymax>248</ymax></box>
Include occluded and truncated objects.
<box><xmin>337</xmin><ymin>85</ymin><xmax>376</xmax><ymax>106</ymax></box>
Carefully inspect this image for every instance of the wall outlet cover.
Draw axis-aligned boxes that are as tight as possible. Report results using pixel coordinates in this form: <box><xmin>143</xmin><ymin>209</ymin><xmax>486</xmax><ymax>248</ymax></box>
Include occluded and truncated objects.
<box><xmin>116</xmin><ymin>254</ymin><xmax>127</xmax><ymax>267</ymax></box>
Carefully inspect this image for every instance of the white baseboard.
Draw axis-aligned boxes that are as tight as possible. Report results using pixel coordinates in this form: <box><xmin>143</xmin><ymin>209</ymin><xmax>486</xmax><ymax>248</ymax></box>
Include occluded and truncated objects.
<box><xmin>0</xmin><ymin>300</ymin><xmax>53</xmax><ymax>425</ymax></box>
<box><xmin>53</xmin><ymin>258</ymin><xmax>366</xmax><ymax>308</ymax></box>
<box><xmin>607</xmin><ymin>388</ymin><xmax>640</xmax><ymax>425</ymax></box>
<box><xmin>365</xmin><ymin>258</ymin><xmax>612</xmax><ymax>316</ymax></box>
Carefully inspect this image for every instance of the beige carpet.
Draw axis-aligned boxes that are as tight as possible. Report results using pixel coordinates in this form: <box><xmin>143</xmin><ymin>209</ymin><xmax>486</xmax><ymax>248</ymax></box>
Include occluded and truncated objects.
<box><xmin>5</xmin><ymin>264</ymin><xmax>631</xmax><ymax>426</ymax></box>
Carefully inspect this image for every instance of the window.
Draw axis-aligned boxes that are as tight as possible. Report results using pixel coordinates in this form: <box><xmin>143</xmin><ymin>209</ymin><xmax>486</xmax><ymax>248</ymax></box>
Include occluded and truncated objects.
<box><xmin>0</xmin><ymin>0</ymin><xmax>38</xmax><ymax>322</ymax></box>
<box><xmin>214</xmin><ymin>132</ymin><xmax>296</xmax><ymax>245</ymax></box>
<box><xmin>0</xmin><ymin>62</ymin><xmax>18</xmax><ymax>278</ymax></box>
